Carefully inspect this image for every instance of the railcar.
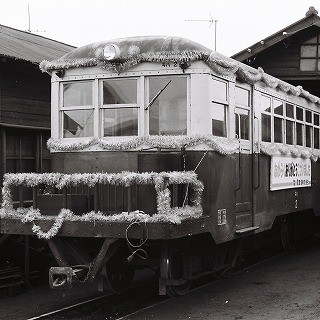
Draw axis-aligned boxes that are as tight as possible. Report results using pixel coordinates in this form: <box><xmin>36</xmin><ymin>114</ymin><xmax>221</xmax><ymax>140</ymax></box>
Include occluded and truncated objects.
<box><xmin>1</xmin><ymin>36</ymin><xmax>320</xmax><ymax>296</ymax></box>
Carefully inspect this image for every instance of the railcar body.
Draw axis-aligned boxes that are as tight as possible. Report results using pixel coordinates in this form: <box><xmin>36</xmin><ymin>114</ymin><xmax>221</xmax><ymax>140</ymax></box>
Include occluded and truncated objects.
<box><xmin>1</xmin><ymin>36</ymin><xmax>320</xmax><ymax>296</ymax></box>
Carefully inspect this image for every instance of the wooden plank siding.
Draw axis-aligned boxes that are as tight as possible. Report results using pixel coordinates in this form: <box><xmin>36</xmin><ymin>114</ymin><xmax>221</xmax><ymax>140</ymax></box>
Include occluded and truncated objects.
<box><xmin>0</xmin><ymin>59</ymin><xmax>51</xmax><ymax>128</ymax></box>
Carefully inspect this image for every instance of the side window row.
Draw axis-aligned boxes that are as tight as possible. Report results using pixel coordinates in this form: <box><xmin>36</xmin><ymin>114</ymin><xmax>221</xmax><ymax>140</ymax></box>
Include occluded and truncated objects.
<box><xmin>261</xmin><ymin>94</ymin><xmax>320</xmax><ymax>149</ymax></box>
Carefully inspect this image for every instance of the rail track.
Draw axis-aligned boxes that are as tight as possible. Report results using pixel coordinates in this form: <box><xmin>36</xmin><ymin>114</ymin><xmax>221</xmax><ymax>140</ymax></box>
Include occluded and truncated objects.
<box><xmin>24</xmin><ymin>240</ymin><xmax>298</xmax><ymax>320</ymax></box>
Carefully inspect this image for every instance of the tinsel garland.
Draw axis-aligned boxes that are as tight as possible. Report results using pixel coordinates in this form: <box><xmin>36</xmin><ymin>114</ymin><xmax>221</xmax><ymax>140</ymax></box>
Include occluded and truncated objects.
<box><xmin>47</xmin><ymin>135</ymin><xmax>239</xmax><ymax>154</ymax></box>
<box><xmin>259</xmin><ymin>142</ymin><xmax>320</xmax><ymax>161</ymax></box>
<box><xmin>236</xmin><ymin>66</ymin><xmax>263</xmax><ymax>84</ymax></box>
<box><xmin>39</xmin><ymin>48</ymin><xmax>320</xmax><ymax>105</ymax></box>
<box><xmin>1</xmin><ymin>171</ymin><xmax>204</xmax><ymax>239</ymax></box>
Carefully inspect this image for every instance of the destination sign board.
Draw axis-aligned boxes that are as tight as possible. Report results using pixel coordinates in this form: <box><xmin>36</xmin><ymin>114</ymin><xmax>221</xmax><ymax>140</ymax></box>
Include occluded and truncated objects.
<box><xmin>270</xmin><ymin>155</ymin><xmax>311</xmax><ymax>191</ymax></box>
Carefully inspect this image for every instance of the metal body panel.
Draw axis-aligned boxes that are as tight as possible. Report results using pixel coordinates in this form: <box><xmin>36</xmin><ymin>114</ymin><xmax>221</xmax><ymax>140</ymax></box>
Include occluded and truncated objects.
<box><xmin>1</xmin><ymin>151</ymin><xmax>320</xmax><ymax>243</ymax></box>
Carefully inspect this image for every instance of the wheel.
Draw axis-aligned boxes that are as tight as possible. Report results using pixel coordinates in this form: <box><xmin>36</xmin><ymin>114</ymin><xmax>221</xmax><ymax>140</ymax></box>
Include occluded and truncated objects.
<box><xmin>160</xmin><ymin>241</ymin><xmax>192</xmax><ymax>297</ymax></box>
<box><xmin>105</xmin><ymin>248</ymin><xmax>135</xmax><ymax>294</ymax></box>
<box><xmin>280</xmin><ymin>217</ymin><xmax>295</xmax><ymax>251</ymax></box>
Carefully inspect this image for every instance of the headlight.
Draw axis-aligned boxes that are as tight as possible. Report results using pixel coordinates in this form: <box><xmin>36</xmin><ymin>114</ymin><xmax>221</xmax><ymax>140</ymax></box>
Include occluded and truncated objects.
<box><xmin>103</xmin><ymin>44</ymin><xmax>120</xmax><ymax>60</ymax></box>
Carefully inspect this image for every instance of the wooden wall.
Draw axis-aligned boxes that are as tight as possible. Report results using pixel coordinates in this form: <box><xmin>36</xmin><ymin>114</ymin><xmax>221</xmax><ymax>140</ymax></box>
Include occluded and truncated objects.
<box><xmin>0</xmin><ymin>58</ymin><xmax>51</xmax><ymax>128</ymax></box>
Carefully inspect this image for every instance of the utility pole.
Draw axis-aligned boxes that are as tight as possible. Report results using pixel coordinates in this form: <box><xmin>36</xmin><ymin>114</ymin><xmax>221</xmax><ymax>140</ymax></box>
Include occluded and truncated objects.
<box><xmin>186</xmin><ymin>14</ymin><xmax>218</xmax><ymax>51</ymax></box>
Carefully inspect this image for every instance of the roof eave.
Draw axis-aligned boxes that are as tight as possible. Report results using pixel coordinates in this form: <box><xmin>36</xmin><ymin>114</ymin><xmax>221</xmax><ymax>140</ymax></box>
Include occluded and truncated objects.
<box><xmin>232</xmin><ymin>13</ymin><xmax>320</xmax><ymax>61</ymax></box>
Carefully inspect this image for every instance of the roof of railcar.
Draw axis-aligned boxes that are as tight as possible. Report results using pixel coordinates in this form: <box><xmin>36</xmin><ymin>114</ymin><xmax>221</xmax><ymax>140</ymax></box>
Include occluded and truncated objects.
<box><xmin>0</xmin><ymin>24</ymin><xmax>75</xmax><ymax>64</ymax></box>
<box><xmin>40</xmin><ymin>35</ymin><xmax>320</xmax><ymax>106</ymax></box>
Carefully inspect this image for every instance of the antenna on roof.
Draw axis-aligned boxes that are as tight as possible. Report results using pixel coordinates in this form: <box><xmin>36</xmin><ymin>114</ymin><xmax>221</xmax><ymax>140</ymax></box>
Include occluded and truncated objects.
<box><xmin>186</xmin><ymin>14</ymin><xmax>218</xmax><ymax>51</ymax></box>
<box><xmin>26</xmin><ymin>3</ymin><xmax>45</xmax><ymax>33</ymax></box>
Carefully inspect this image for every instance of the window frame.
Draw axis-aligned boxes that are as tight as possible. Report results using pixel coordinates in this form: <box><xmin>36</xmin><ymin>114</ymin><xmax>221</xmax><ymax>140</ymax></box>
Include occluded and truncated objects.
<box><xmin>211</xmin><ymin>77</ymin><xmax>229</xmax><ymax>138</ymax></box>
<box><xmin>100</xmin><ymin>77</ymin><xmax>140</xmax><ymax>137</ymax></box>
<box><xmin>59</xmin><ymin>80</ymin><xmax>95</xmax><ymax>139</ymax></box>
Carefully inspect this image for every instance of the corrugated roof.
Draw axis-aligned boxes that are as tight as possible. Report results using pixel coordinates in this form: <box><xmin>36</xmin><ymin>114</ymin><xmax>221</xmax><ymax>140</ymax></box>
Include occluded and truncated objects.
<box><xmin>0</xmin><ymin>24</ymin><xmax>75</xmax><ymax>64</ymax></box>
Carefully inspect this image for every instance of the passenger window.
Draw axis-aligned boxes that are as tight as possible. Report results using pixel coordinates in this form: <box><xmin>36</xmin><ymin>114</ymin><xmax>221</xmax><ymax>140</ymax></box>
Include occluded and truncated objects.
<box><xmin>102</xmin><ymin>79</ymin><xmax>139</xmax><ymax>137</ymax></box>
<box><xmin>62</xmin><ymin>81</ymin><xmax>94</xmax><ymax>138</ymax></box>
<box><xmin>296</xmin><ymin>123</ymin><xmax>303</xmax><ymax>146</ymax></box>
<box><xmin>274</xmin><ymin>117</ymin><xmax>283</xmax><ymax>143</ymax></box>
<box><xmin>235</xmin><ymin>108</ymin><xmax>249</xmax><ymax>140</ymax></box>
<box><xmin>261</xmin><ymin>113</ymin><xmax>271</xmax><ymax>142</ymax></box>
<box><xmin>306</xmin><ymin>125</ymin><xmax>312</xmax><ymax>147</ymax></box>
<box><xmin>286</xmin><ymin>120</ymin><xmax>294</xmax><ymax>145</ymax></box>
<box><xmin>260</xmin><ymin>95</ymin><xmax>271</xmax><ymax>113</ymax></box>
<box><xmin>212</xmin><ymin>79</ymin><xmax>227</xmax><ymax>102</ymax></box>
<box><xmin>211</xmin><ymin>103</ymin><xmax>227</xmax><ymax>137</ymax></box>
<box><xmin>148</xmin><ymin>76</ymin><xmax>187</xmax><ymax>135</ymax></box>
<box><xmin>315</xmin><ymin>128</ymin><xmax>320</xmax><ymax>149</ymax></box>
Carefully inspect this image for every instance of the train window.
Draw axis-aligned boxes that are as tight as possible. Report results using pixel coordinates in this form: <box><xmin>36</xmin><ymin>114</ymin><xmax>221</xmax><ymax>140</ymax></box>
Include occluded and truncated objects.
<box><xmin>103</xmin><ymin>79</ymin><xmax>137</xmax><ymax>104</ymax></box>
<box><xmin>315</xmin><ymin>128</ymin><xmax>320</xmax><ymax>149</ymax></box>
<box><xmin>102</xmin><ymin>79</ymin><xmax>138</xmax><ymax>137</ymax></box>
<box><xmin>212</xmin><ymin>79</ymin><xmax>227</xmax><ymax>102</ymax></box>
<box><xmin>235</xmin><ymin>87</ymin><xmax>249</xmax><ymax>106</ymax></box>
<box><xmin>261</xmin><ymin>113</ymin><xmax>271</xmax><ymax>142</ymax></box>
<box><xmin>63</xmin><ymin>110</ymin><xmax>94</xmax><ymax>138</ymax></box>
<box><xmin>296</xmin><ymin>107</ymin><xmax>304</xmax><ymax>121</ymax></box>
<box><xmin>260</xmin><ymin>95</ymin><xmax>271</xmax><ymax>113</ymax></box>
<box><xmin>103</xmin><ymin>108</ymin><xmax>138</xmax><ymax>136</ymax></box>
<box><xmin>211</xmin><ymin>103</ymin><xmax>227</xmax><ymax>137</ymax></box>
<box><xmin>63</xmin><ymin>82</ymin><xmax>92</xmax><ymax>107</ymax></box>
<box><xmin>286</xmin><ymin>103</ymin><xmax>294</xmax><ymax>118</ymax></box>
<box><xmin>274</xmin><ymin>99</ymin><xmax>283</xmax><ymax>115</ymax></box>
<box><xmin>286</xmin><ymin>120</ymin><xmax>294</xmax><ymax>145</ymax></box>
<box><xmin>306</xmin><ymin>125</ymin><xmax>312</xmax><ymax>147</ymax></box>
<box><xmin>148</xmin><ymin>76</ymin><xmax>187</xmax><ymax>135</ymax></box>
<box><xmin>296</xmin><ymin>123</ymin><xmax>304</xmax><ymax>146</ymax></box>
<box><xmin>235</xmin><ymin>108</ymin><xmax>249</xmax><ymax>140</ymax></box>
<box><xmin>306</xmin><ymin>110</ymin><xmax>312</xmax><ymax>123</ymax></box>
<box><xmin>274</xmin><ymin>117</ymin><xmax>283</xmax><ymax>143</ymax></box>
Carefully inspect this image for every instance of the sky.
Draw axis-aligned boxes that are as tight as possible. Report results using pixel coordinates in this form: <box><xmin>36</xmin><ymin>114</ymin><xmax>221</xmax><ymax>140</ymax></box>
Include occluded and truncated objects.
<box><xmin>0</xmin><ymin>0</ymin><xmax>319</xmax><ymax>56</ymax></box>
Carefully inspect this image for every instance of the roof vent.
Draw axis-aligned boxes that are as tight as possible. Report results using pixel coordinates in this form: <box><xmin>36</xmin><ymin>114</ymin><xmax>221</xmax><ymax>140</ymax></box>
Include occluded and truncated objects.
<box><xmin>306</xmin><ymin>6</ymin><xmax>318</xmax><ymax>17</ymax></box>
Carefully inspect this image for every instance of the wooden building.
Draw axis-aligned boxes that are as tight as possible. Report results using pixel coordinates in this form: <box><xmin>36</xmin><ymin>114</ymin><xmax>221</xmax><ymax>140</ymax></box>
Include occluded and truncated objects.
<box><xmin>0</xmin><ymin>25</ymin><xmax>74</xmax><ymax>291</ymax></box>
<box><xmin>232</xmin><ymin>7</ymin><xmax>320</xmax><ymax>97</ymax></box>
<box><xmin>0</xmin><ymin>25</ymin><xmax>74</xmax><ymax>203</ymax></box>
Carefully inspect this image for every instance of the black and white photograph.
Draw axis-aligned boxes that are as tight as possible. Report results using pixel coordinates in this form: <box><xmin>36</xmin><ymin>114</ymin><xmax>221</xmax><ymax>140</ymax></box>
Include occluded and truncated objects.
<box><xmin>0</xmin><ymin>1</ymin><xmax>320</xmax><ymax>319</ymax></box>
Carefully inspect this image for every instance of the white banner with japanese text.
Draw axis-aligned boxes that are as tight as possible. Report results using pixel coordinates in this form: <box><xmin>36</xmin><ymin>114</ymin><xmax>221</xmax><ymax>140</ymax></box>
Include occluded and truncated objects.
<box><xmin>270</xmin><ymin>155</ymin><xmax>311</xmax><ymax>191</ymax></box>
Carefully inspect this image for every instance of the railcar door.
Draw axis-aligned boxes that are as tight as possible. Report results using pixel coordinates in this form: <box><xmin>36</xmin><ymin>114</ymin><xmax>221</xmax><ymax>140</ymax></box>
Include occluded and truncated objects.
<box><xmin>234</xmin><ymin>85</ymin><xmax>254</xmax><ymax>231</ymax></box>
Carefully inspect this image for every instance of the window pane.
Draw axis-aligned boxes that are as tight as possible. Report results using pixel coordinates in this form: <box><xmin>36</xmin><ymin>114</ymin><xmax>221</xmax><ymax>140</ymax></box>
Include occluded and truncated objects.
<box><xmin>300</xmin><ymin>59</ymin><xmax>317</xmax><ymax>71</ymax></box>
<box><xmin>306</xmin><ymin>110</ymin><xmax>312</xmax><ymax>123</ymax></box>
<box><xmin>260</xmin><ymin>95</ymin><xmax>271</xmax><ymax>113</ymax></box>
<box><xmin>211</xmin><ymin>103</ymin><xmax>227</xmax><ymax>137</ymax></box>
<box><xmin>235</xmin><ymin>108</ymin><xmax>249</xmax><ymax>140</ymax></box>
<box><xmin>301</xmin><ymin>45</ymin><xmax>317</xmax><ymax>57</ymax></box>
<box><xmin>212</xmin><ymin>79</ymin><xmax>227</xmax><ymax>102</ymax></box>
<box><xmin>149</xmin><ymin>77</ymin><xmax>187</xmax><ymax>135</ymax></box>
<box><xmin>315</xmin><ymin>128</ymin><xmax>320</xmax><ymax>149</ymax></box>
<box><xmin>274</xmin><ymin>100</ymin><xmax>283</xmax><ymax>115</ymax></box>
<box><xmin>274</xmin><ymin>117</ymin><xmax>283</xmax><ymax>143</ymax></box>
<box><xmin>286</xmin><ymin>103</ymin><xmax>294</xmax><ymax>118</ymax></box>
<box><xmin>296</xmin><ymin>107</ymin><xmax>304</xmax><ymax>121</ymax></box>
<box><xmin>315</xmin><ymin>114</ymin><xmax>320</xmax><ymax>126</ymax></box>
<box><xmin>104</xmin><ymin>108</ymin><xmax>138</xmax><ymax>136</ymax></box>
<box><xmin>235</xmin><ymin>87</ymin><xmax>249</xmax><ymax>106</ymax></box>
<box><xmin>6</xmin><ymin>134</ymin><xmax>20</xmax><ymax>157</ymax></box>
<box><xmin>286</xmin><ymin>120</ymin><xmax>294</xmax><ymax>145</ymax></box>
<box><xmin>261</xmin><ymin>114</ymin><xmax>271</xmax><ymax>142</ymax></box>
<box><xmin>103</xmin><ymin>79</ymin><xmax>137</xmax><ymax>104</ymax></box>
<box><xmin>63</xmin><ymin>110</ymin><xmax>94</xmax><ymax>138</ymax></box>
<box><xmin>63</xmin><ymin>82</ymin><xmax>92</xmax><ymax>107</ymax></box>
<box><xmin>296</xmin><ymin>123</ymin><xmax>303</xmax><ymax>146</ymax></box>
<box><xmin>21</xmin><ymin>135</ymin><xmax>36</xmax><ymax>157</ymax></box>
<box><xmin>303</xmin><ymin>36</ymin><xmax>317</xmax><ymax>44</ymax></box>
<box><xmin>306</xmin><ymin>125</ymin><xmax>312</xmax><ymax>147</ymax></box>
